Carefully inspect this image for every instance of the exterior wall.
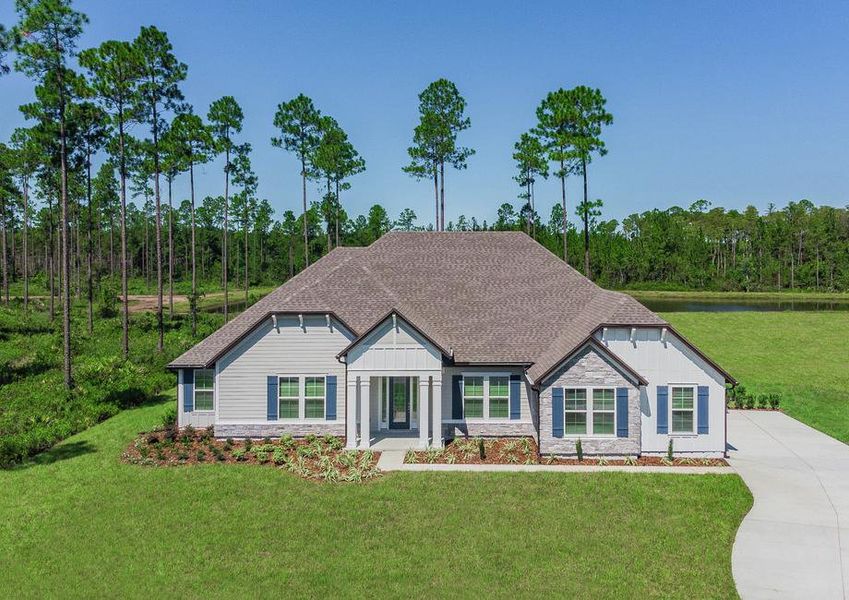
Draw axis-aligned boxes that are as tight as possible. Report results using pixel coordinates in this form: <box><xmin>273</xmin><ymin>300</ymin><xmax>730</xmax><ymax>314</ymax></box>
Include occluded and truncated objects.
<box><xmin>538</xmin><ymin>345</ymin><xmax>641</xmax><ymax>456</ymax></box>
<box><xmin>177</xmin><ymin>368</ymin><xmax>215</xmax><ymax>429</ymax></box>
<box><xmin>441</xmin><ymin>366</ymin><xmax>537</xmax><ymax>440</ymax></box>
<box><xmin>347</xmin><ymin>318</ymin><xmax>442</xmax><ymax>372</ymax></box>
<box><xmin>601</xmin><ymin>327</ymin><xmax>726</xmax><ymax>456</ymax></box>
<box><xmin>211</xmin><ymin>314</ymin><xmax>354</xmax><ymax>437</ymax></box>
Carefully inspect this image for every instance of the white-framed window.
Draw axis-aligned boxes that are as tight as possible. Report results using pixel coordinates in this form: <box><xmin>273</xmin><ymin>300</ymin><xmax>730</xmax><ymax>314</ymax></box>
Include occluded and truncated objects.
<box><xmin>489</xmin><ymin>376</ymin><xmax>509</xmax><ymax>419</ymax></box>
<box><xmin>563</xmin><ymin>387</ymin><xmax>615</xmax><ymax>437</ymax></box>
<box><xmin>462</xmin><ymin>373</ymin><xmax>512</xmax><ymax>420</ymax></box>
<box><xmin>305</xmin><ymin>376</ymin><xmax>326</xmax><ymax>419</ymax></box>
<box><xmin>278</xmin><ymin>376</ymin><xmax>299</xmax><ymax>420</ymax></box>
<box><xmin>592</xmin><ymin>388</ymin><xmax>615</xmax><ymax>435</ymax></box>
<box><xmin>463</xmin><ymin>376</ymin><xmax>484</xmax><ymax>418</ymax></box>
<box><xmin>194</xmin><ymin>369</ymin><xmax>215</xmax><ymax>411</ymax></box>
<box><xmin>564</xmin><ymin>388</ymin><xmax>587</xmax><ymax>434</ymax></box>
<box><xmin>671</xmin><ymin>385</ymin><xmax>695</xmax><ymax>434</ymax></box>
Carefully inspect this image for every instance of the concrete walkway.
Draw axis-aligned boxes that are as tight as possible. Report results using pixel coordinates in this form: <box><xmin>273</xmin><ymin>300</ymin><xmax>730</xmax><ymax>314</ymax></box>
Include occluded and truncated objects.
<box><xmin>728</xmin><ymin>410</ymin><xmax>849</xmax><ymax>599</ymax></box>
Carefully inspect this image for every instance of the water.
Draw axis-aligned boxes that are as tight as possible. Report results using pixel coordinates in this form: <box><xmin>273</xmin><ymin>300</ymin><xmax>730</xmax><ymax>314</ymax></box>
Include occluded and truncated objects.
<box><xmin>637</xmin><ymin>297</ymin><xmax>849</xmax><ymax>313</ymax></box>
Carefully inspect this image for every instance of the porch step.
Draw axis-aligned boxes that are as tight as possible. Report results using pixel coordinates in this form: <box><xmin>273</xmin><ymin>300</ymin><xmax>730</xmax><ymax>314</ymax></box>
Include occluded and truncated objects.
<box><xmin>377</xmin><ymin>450</ymin><xmax>406</xmax><ymax>471</ymax></box>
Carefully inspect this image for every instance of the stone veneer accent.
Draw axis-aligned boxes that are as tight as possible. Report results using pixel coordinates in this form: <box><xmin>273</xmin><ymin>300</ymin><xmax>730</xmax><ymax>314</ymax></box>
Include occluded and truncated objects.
<box><xmin>443</xmin><ymin>421</ymin><xmax>537</xmax><ymax>440</ymax></box>
<box><xmin>538</xmin><ymin>345</ymin><xmax>641</xmax><ymax>456</ymax></box>
<box><xmin>215</xmin><ymin>423</ymin><xmax>345</xmax><ymax>439</ymax></box>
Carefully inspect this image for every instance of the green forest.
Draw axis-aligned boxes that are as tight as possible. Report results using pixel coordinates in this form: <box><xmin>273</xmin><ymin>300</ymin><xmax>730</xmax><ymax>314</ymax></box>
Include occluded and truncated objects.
<box><xmin>1</xmin><ymin>0</ymin><xmax>848</xmax><ymax>394</ymax></box>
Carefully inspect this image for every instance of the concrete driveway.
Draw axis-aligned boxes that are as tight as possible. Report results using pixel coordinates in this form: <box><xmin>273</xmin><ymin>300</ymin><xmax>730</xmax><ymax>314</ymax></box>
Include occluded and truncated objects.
<box><xmin>728</xmin><ymin>410</ymin><xmax>849</xmax><ymax>599</ymax></box>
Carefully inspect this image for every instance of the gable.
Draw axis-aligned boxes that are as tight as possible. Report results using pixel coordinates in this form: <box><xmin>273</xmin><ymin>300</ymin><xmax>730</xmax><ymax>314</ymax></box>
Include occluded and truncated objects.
<box><xmin>346</xmin><ymin>316</ymin><xmax>442</xmax><ymax>372</ymax></box>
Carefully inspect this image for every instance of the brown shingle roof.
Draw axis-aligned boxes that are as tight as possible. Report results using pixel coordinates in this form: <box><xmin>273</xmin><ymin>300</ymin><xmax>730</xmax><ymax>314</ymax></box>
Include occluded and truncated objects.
<box><xmin>168</xmin><ymin>232</ymin><xmax>669</xmax><ymax>381</ymax></box>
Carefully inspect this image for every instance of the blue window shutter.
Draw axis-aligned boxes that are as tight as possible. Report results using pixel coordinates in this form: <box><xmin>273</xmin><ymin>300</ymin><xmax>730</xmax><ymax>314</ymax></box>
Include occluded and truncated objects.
<box><xmin>452</xmin><ymin>375</ymin><xmax>463</xmax><ymax>419</ymax></box>
<box><xmin>616</xmin><ymin>387</ymin><xmax>629</xmax><ymax>438</ymax></box>
<box><xmin>509</xmin><ymin>374</ymin><xmax>521</xmax><ymax>420</ymax></box>
<box><xmin>551</xmin><ymin>387</ymin><xmax>564</xmax><ymax>438</ymax></box>
<box><xmin>326</xmin><ymin>375</ymin><xmax>337</xmax><ymax>421</ymax></box>
<box><xmin>183</xmin><ymin>369</ymin><xmax>194</xmax><ymax>413</ymax></box>
<box><xmin>267</xmin><ymin>376</ymin><xmax>278</xmax><ymax>421</ymax></box>
<box><xmin>697</xmin><ymin>386</ymin><xmax>709</xmax><ymax>434</ymax></box>
<box><xmin>657</xmin><ymin>386</ymin><xmax>669</xmax><ymax>434</ymax></box>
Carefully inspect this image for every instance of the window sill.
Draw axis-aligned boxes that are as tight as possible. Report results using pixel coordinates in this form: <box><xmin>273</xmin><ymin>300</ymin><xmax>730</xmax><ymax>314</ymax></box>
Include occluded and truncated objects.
<box><xmin>189</xmin><ymin>410</ymin><xmax>215</xmax><ymax>414</ymax></box>
<box><xmin>669</xmin><ymin>432</ymin><xmax>698</xmax><ymax>438</ymax></box>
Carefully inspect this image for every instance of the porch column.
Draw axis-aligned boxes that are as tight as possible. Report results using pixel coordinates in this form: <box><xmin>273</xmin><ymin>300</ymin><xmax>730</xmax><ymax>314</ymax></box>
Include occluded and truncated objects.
<box><xmin>359</xmin><ymin>377</ymin><xmax>371</xmax><ymax>449</ymax></box>
<box><xmin>418</xmin><ymin>376</ymin><xmax>430</xmax><ymax>448</ymax></box>
<box><xmin>431</xmin><ymin>375</ymin><xmax>443</xmax><ymax>448</ymax></box>
<box><xmin>346</xmin><ymin>376</ymin><xmax>357</xmax><ymax>449</ymax></box>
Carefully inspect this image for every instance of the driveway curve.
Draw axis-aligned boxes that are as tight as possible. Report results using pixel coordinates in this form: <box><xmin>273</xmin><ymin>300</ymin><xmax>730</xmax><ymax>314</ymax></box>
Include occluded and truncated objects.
<box><xmin>728</xmin><ymin>410</ymin><xmax>849</xmax><ymax>599</ymax></box>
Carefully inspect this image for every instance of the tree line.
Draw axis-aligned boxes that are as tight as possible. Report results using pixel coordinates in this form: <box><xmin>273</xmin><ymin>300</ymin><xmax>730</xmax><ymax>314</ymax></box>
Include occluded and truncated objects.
<box><xmin>1</xmin><ymin>0</ymin><xmax>847</xmax><ymax>393</ymax></box>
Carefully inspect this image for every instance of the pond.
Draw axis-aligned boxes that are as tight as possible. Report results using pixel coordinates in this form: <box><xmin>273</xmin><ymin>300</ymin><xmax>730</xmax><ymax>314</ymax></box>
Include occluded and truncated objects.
<box><xmin>636</xmin><ymin>297</ymin><xmax>849</xmax><ymax>313</ymax></box>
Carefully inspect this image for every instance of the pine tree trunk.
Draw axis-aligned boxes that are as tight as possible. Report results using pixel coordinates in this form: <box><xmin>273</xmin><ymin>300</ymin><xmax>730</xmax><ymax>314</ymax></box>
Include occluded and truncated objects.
<box><xmin>167</xmin><ymin>176</ymin><xmax>173</xmax><ymax>318</ymax></box>
<box><xmin>582</xmin><ymin>156</ymin><xmax>590</xmax><ymax>279</ymax></box>
<box><xmin>439</xmin><ymin>161</ymin><xmax>445</xmax><ymax>232</ymax></box>
<box><xmin>48</xmin><ymin>193</ymin><xmax>55</xmax><ymax>321</ymax></box>
<box><xmin>335</xmin><ymin>180</ymin><xmax>341</xmax><ymax>247</ymax></box>
<box><xmin>86</xmin><ymin>149</ymin><xmax>94</xmax><ymax>334</ymax></box>
<box><xmin>560</xmin><ymin>158</ymin><xmax>567</xmax><ymax>263</ymax></box>
<box><xmin>119</xmin><ymin>118</ymin><xmax>129</xmax><ymax>359</ymax></box>
<box><xmin>223</xmin><ymin>145</ymin><xmax>230</xmax><ymax>322</ymax></box>
<box><xmin>432</xmin><ymin>165</ymin><xmax>439</xmax><ymax>231</ymax></box>
<box><xmin>244</xmin><ymin>203</ymin><xmax>249</xmax><ymax>306</ymax></box>
<box><xmin>1</xmin><ymin>195</ymin><xmax>7</xmax><ymax>305</ymax></box>
<box><xmin>152</xmin><ymin>107</ymin><xmax>164</xmax><ymax>353</ymax></box>
<box><xmin>301</xmin><ymin>157</ymin><xmax>309</xmax><ymax>267</ymax></box>
<box><xmin>58</xmin><ymin>70</ymin><xmax>73</xmax><ymax>389</ymax></box>
<box><xmin>22</xmin><ymin>177</ymin><xmax>29</xmax><ymax>314</ymax></box>
<box><xmin>190</xmin><ymin>159</ymin><xmax>197</xmax><ymax>336</ymax></box>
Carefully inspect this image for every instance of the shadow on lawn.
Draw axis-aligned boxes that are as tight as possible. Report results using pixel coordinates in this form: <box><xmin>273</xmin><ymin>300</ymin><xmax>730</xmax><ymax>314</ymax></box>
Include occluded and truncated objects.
<box><xmin>5</xmin><ymin>440</ymin><xmax>97</xmax><ymax>471</ymax></box>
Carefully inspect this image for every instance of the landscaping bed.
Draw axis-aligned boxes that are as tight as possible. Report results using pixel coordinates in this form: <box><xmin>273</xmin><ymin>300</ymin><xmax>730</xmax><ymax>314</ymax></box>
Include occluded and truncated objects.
<box><xmin>541</xmin><ymin>456</ymin><xmax>728</xmax><ymax>467</ymax></box>
<box><xmin>405</xmin><ymin>436</ymin><xmax>537</xmax><ymax>464</ymax></box>
<box><xmin>123</xmin><ymin>426</ymin><xmax>380</xmax><ymax>482</ymax></box>
<box><xmin>403</xmin><ymin>436</ymin><xmax>728</xmax><ymax>467</ymax></box>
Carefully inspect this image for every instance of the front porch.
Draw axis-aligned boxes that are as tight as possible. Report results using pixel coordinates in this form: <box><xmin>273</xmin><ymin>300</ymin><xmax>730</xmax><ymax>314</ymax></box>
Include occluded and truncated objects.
<box><xmin>346</xmin><ymin>374</ymin><xmax>443</xmax><ymax>449</ymax></box>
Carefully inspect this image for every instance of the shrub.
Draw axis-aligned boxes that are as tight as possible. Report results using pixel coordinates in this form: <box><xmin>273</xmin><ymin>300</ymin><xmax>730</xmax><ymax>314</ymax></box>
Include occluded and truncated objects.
<box><xmin>280</xmin><ymin>434</ymin><xmax>295</xmax><ymax>450</ymax></box>
<box><xmin>262</xmin><ymin>436</ymin><xmax>272</xmax><ymax>445</ymax></box>
<box><xmin>477</xmin><ymin>437</ymin><xmax>486</xmax><ymax>460</ymax></box>
<box><xmin>196</xmin><ymin>450</ymin><xmax>206</xmax><ymax>462</ymax></box>
<box><xmin>576</xmin><ymin>438</ymin><xmax>583</xmax><ymax>461</ymax></box>
<box><xmin>232</xmin><ymin>448</ymin><xmax>246</xmax><ymax>461</ymax></box>
<box><xmin>732</xmin><ymin>384</ymin><xmax>747</xmax><ymax>409</ymax></box>
<box><xmin>667</xmin><ymin>439</ymin><xmax>674</xmax><ymax>461</ymax></box>
<box><xmin>745</xmin><ymin>394</ymin><xmax>755</xmax><ymax>410</ymax></box>
<box><xmin>272</xmin><ymin>448</ymin><xmax>287</xmax><ymax>465</ymax></box>
<box><xmin>161</xmin><ymin>406</ymin><xmax>177</xmax><ymax>428</ymax></box>
<box><xmin>304</xmin><ymin>433</ymin><xmax>317</xmax><ymax>444</ymax></box>
<box><xmin>243</xmin><ymin>438</ymin><xmax>252</xmax><ymax>452</ymax></box>
<box><xmin>256</xmin><ymin>450</ymin><xmax>269</xmax><ymax>463</ymax></box>
<box><xmin>757</xmin><ymin>394</ymin><xmax>769</xmax><ymax>409</ymax></box>
<box><xmin>769</xmin><ymin>393</ymin><xmax>781</xmax><ymax>409</ymax></box>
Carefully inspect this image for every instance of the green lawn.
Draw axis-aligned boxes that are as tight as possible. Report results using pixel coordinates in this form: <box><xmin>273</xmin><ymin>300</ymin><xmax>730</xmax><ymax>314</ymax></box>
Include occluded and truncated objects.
<box><xmin>664</xmin><ymin>311</ymin><xmax>849</xmax><ymax>444</ymax></box>
<box><xmin>0</xmin><ymin>392</ymin><xmax>751</xmax><ymax>598</ymax></box>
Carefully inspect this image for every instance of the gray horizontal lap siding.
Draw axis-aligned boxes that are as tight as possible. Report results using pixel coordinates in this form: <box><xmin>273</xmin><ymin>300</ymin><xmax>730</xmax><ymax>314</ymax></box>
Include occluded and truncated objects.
<box><xmin>216</xmin><ymin>314</ymin><xmax>353</xmax><ymax>429</ymax></box>
<box><xmin>539</xmin><ymin>345</ymin><xmax>641</xmax><ymax>456</ymax></box>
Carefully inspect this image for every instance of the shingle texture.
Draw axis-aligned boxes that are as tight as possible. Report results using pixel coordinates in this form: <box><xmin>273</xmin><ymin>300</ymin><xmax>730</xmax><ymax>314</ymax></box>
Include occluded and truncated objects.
<box><xmin>168</xmin><ymin>232</ymin><xmax>666</xmax><ymax>381</ymax></box>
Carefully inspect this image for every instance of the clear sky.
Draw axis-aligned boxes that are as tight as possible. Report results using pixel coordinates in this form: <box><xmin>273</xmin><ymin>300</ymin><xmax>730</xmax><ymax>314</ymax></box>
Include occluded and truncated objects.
<box><xmin>2</xmin><ymin>1</ymin><xmax>848</xmax><ymax>227</ymax></box>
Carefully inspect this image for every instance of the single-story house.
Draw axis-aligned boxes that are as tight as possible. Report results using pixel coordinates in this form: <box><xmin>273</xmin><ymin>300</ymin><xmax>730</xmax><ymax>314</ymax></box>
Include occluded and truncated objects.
<box><xmin>169</xmin><ymin>232</ymin><xmax>734</xmax><ymax>457</ymax></box>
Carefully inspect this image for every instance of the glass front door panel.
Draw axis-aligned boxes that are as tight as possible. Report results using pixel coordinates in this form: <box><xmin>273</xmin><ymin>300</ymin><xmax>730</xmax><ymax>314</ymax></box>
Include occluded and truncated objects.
<box><xmin>393</xmin><ymin>379</ymin><xmax>407</xmax><ymax>423</ymax></box>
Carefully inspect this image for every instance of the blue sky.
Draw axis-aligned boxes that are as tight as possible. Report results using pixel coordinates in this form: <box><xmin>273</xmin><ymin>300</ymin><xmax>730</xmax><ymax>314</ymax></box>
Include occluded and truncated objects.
<box><xmin>2</xmin><ymin>1</ymin><xmax>848</xmax><ymax>227</ymax></box>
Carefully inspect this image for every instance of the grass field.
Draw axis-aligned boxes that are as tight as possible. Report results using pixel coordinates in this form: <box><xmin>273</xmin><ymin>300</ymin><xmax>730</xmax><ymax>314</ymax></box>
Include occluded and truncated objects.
<box><xmin>0</xmin><ymin>393</ymin><xmax>751</xmax><ymax>598</ymax></box>
<box><xmin>664</xmin><ymin>311</ymin><xmax>849</xmax><ymax>444</ymax></box>
<box><xmin>628</xmin><ymin>290</ymin><xmax>849</xmax><ymax>301</ymax></box>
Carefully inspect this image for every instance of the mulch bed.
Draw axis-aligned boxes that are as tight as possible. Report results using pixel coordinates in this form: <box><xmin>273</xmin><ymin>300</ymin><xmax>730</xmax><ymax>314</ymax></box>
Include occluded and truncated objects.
<box><xmin>122</xmin><ymin>426</ymin><xmax>381</xmax><ymax>482</ymax></box>
<box><xmin>405</xmin><ymin>437</ymin><xmax>538</xmax><ymax>465</ymax></box>
<box><xmin>404</xmin><ymin>436</ymin><xmax>727</xmax><ymax>467</ymax></box>
<box><xmin>542</xmin><ymin>456</ymin><xmax>728</xmax><ymax>467</ymax></box>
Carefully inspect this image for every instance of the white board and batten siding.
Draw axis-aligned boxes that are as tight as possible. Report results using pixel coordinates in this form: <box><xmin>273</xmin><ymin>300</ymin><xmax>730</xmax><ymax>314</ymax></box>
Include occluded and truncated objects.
<box><xmin>346</xmin><ymin>318</ymin><xmax>442</xmax><ymax>372</ymax></box>
<box><xmin>214</xmin><ymin>314</ymin><xmax>354</xmax><ymax>424</ymax></box>
<box><xmin>177</xmin><ymin>368</ymin><xmax>215</xmax><ymax>429</ymax></box>
<box><xmin>600</xmin><ymin>327</ymin><xmax>727</xmax><ymax>456</ymax></box>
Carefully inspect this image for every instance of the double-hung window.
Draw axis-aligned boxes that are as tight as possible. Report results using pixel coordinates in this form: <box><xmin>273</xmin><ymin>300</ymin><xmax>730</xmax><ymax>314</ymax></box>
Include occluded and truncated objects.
<box><xmin>488</xmin><ymin>376</ymin><xmax>509</xmax><ymax>419</ymax></box>
<box><xmin>564</xmin><ymin>389</ymin><xmax>588</xmax><ymax>434</ymax></box>
<box><xmin>592</xmin><ymin>389</ymin><xmax>615</xmax><ymax>435</ymax></box>
<box><xmin>463</xmin><ymin>376</ymin><xmax>484</xmax><ymax>418</ymax></box>
<box><xmin>305</xmin><ymin>376</ymin><xmax>326</xmax><ymax>419</ymax></box>
<box><xmin>194</xmin><ymin>369</ymin><xmax>215</xmax><ymax>411</ymax></box>
<box><xmin>671</xmin><ymin>386</ymin><xmax>695</xmax><ymax>433</ymax></box>
<box><xmin>563</xmin><ymin>387</ymin><xmax>615</xmax><ymax>436</ymax></box>
<box><xmin>278</xmin><ymin>377</ymin><xmax>299</xmax><ymax>419</ymax></box>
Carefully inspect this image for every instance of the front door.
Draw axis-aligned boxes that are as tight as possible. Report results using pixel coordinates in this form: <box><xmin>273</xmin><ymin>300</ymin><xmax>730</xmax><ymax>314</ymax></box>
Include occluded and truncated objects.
<box><xmin>388</xmin><ymin>377</ymin><xmax>410</xmax><ymax>430</ymax></box>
